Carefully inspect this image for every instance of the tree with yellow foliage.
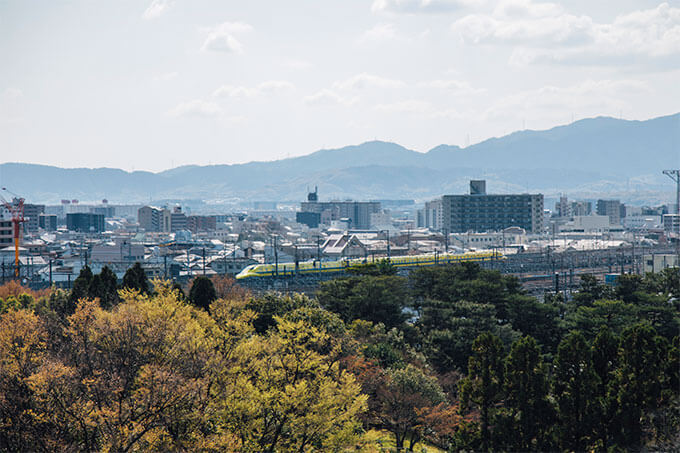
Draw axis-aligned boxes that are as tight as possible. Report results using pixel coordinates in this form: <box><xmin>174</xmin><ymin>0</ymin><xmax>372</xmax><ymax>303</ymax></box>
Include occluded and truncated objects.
<box><xmin>211</xmin><ymin>315</ymin><xmax>367</xmax><ymax>452</ymax></box>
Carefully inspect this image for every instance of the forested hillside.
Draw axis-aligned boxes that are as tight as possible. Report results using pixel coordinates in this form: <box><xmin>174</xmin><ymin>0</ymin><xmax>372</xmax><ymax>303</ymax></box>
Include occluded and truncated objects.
<box><xmin>0</xmin><ymin>262</ymin><xmax>678</xmax><ymax>451</ymax></box>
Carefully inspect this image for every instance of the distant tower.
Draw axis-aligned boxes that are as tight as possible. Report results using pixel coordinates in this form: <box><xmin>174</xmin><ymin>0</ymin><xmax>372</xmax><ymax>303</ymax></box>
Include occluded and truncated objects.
<box><xmin>470</xmin><ymin>180</ymin><xmax>486</xmax><ymax>195</ymax></box>
<box><xmin>307</xmin><ymin>186</ymin><xmax>318</xmax><ymax>202</ymax></box>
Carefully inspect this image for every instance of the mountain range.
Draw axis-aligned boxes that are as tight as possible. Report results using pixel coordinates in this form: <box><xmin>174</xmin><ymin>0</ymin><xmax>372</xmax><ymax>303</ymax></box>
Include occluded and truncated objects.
<box><xmin>1</xmin><ymin>113</ymin><xmax>678</xmax><ymax>206</ymax></box>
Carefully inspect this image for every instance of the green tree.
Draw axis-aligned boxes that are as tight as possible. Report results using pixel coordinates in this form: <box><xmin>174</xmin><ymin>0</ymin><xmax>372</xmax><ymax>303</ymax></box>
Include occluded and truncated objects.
<box><xmin>347</xmin><ymin>259</ymin><xmax>397</xmax><ymax>276</ymax></box>
<box><xmin>121</xmin><ymin>262</ymin><xmax>150</xmax><ymax>294</ymax></box>
<box><xmin>553</xmin><ymin>331</ymin><xmax>599</xmax><ymax>451</ymax></box>
<box><xmin>501</xmin><ymin>336</ymin><xmax>554</xmax><ymax>451</ymax></box>
<box><xmin>643</xmin><ymin>267</ymin><xmax>679</xmax><ymax>298</ymax></box>
<box><xmin>410</xmin><ymin>262</ymin><xmax>524</xmax><ymax>322</ymax></box>
<box><xmin>98</xmin><ymin>266</ymin><xmax>119</xmax><ymax>307</ymax></box>
<box><xmin>505</xmin><ymin>294</ymin><xmax>563</xmax><ymax>353</ymax></box>
<box><xmin>591</xmin><ymin>327</ymin><xmax>619</xmax><ymax>450</ymax></box>
<box><xmin>189</xmin><ymin>276</ymin><xmax>217</xmax><ymax>312</ymax></box>
<box><xmin>572</xmin><ymin>274</ymin><xmax>612</xmax><ymax>307</ymax></box>
<box><xmin>566</xmin><ymin>299</ymin><xmax>638</xmax><ymax>339</ymax></box>
<box><xmin>614</xmin><ymin>324</ymin><xmax>668</xmax><ymax>447</ymax></box>
<box><xmin>87</xmin><ymin>267</ymin><xmax>119</xmax><ymax>308</ymax></box>
<box><xmin>460</xmin><ymin>332</ymin><xmax>505</xmax><ymax>452</ymax></box>
<box><xmin>419</xmin><ymin>299</ymin><xmax>519</xmax><ymax>372</ymax></box>
<box><xmin>317</xmin><ymin>275</ymin><xmax>411</xmax><ymax>330</ymax></box>
<box><xmin>69</xmin><ymin>265</ymin><xmax>93</xmax><ymax>303</ymax></box>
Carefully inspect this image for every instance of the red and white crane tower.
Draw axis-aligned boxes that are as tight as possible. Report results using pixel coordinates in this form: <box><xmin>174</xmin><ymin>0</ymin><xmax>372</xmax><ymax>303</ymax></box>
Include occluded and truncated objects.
<box><xmin>0</xmin><ymin>188</ymin><xmax>25</xmax><ymax>279</ymax></box>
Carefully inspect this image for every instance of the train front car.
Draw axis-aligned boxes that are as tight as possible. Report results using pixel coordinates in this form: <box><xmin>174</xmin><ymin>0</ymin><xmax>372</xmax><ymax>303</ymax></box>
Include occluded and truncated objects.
<box><xmin>235</xmin><ymin>264</ymin><xmax>260</xmax><ymax>280</ymax></box>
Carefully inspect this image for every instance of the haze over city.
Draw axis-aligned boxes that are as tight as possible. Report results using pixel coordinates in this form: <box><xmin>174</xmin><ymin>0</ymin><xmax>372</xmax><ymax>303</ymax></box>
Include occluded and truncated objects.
<box><xmin>1</xmin><ymin>1</ymin><xmax>680</xmax><ymax>452</ymax></box>
<box><xmin>1</xmin><ymin>0</ymin><xmax>680</xmax><ymax>171</ymax></box>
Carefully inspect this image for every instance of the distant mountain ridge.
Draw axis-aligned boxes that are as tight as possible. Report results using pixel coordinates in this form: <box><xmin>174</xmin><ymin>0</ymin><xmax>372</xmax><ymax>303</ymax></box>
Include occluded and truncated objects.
<box><xmin>1</xmin><ymin>113</ymin><xmax>678</xmax><ymax>205</ymax></box>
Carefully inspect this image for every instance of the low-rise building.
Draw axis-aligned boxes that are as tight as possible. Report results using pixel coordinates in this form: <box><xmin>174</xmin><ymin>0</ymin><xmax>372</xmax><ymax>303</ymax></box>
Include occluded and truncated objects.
<box><xmin>322</xmin><ymin>234</ymin><xmax>367</xmax><ymax>258</ymax></box>
<box><xmin>643</xmin><ymin>254</ymin><xmax>678</xmax><ymax>273</ymax></box>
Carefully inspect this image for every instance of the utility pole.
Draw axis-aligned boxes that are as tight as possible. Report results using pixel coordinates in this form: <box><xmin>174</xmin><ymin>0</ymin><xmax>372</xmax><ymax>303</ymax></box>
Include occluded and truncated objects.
<box><xmin>316</xmin><ymin>235</ymin><xmax>321</xmax><ymax>263</ymax></box>
<box><xmin>274</xmin><ymin>235</ymin><xmax>279</xmax><ymax>277</ymax></box>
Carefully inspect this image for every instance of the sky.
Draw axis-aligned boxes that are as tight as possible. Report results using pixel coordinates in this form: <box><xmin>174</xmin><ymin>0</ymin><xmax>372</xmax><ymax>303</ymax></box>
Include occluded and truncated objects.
<box><xmin>1</xmin><ymin>0</ymin><xmax>679</xmax><ymax>172</ymax></box>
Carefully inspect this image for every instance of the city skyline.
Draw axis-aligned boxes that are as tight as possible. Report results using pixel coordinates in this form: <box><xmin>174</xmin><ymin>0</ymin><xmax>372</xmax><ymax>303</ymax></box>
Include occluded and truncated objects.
<box><xmin>1</xmin><ymin>0</ymin><xmax>679</xmax><ymax>171</ymax></box>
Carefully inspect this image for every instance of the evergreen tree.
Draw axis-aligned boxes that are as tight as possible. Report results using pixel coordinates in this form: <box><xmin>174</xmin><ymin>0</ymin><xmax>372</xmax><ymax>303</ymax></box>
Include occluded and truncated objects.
<box><xmin>502</xmin><ymin>336</ymin><xmax>554</xmax><ymax>451</ymax></box>
<box><xmin>87</xmin><ymin>274</ymin><xmax>106</xmax><ymax>304</ymax></box>
<box><xmin>98</xmin><ymin>266</ymin><xmax>120</xmax><ymax>307</ymax></box>
<box><xmin>84</xmin><ymin>266</ymin><xmax>120</xmax><ymax>309</ymax></box>
<box><xmin>188</xmin><ymin>276</ymin><xmax>217</xmax><ymax>312</ymax></box>
<box><xmin>317</xmin><ymin>275</ymin><xmax>411</xmax><ymax>330</ymax></box>
<box><xmin>591</xmin><ymin>327</ymin><xmax>619</xmax><ymax>450</ymax></box>
<box><xmin>460</xmin><ymin>332</ymin><xmax>505</xmax><ymax>452</ymax></box>
<box><xmin>614</xmin><ymin>324</ymin><xmax>668</xmax><ymax>447</ymax></box>
<box><xmin>70</xmin><ymin>265</ymin><xmax>93</xmax><ymax>303</ymax></box>
<box><xmin>553</xmin><ymin>331</ymin><xmax>599</xmax><ymax>451</ymax></box>
<box><xmin>121</xmin><ymin>262</ymin><xmax>150</xmax><ymax>294</ymax></box>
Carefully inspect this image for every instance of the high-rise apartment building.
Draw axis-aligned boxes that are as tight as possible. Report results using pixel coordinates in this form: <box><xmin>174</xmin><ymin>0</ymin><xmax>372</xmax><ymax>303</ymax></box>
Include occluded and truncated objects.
<box><xmin>596</xmin><ymin>199</ymin><xmax>622</xmax><ymax>225</ymax></box>
<box><xmin>570</xmin><ymin>200</ymin><xmax>592</xmax><ymax>216</ymax></box>
<box><xmin>425</xmin><ymin>180</ymin><xmax>544</xmax><ymax>233</ymax></box>
<box><xmin>138</xmin><ymin>205</ymin><xmax>190</xmax><ymax>232</ymax></box>
<box><xmin>22</xmin><ymin>203</ymin><xmax>45</xmax><ymax>232</ymax></box>
<box><xmin>138</xmin><ymin>206</ymin><xmax>163</xmax><ymax>231</ymax></box>
<box><xmin>416</xmin><ymin>199</ymin><xmax>443</xmax><ymax>230</ymax></box>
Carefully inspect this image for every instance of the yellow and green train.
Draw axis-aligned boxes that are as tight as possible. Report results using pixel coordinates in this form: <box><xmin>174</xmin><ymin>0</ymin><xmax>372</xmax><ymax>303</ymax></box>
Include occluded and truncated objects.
<box><xmin>235</xmin><ymin>250</ymin><xmax>503</xmax><ymax>280</ymax></box>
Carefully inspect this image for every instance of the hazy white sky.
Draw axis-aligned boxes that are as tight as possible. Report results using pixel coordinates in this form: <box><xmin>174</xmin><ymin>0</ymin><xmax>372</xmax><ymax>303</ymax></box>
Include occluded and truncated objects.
<box><xmin>1</xmin><ymin>0</ymin><xmax>679</xmax><ymax>171</ymax></box>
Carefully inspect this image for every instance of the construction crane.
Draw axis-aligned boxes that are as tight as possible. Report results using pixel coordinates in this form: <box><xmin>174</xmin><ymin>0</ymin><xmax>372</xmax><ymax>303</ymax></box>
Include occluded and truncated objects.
<box><xmin>0</xmin><ymin>188</ymin><xmax>25</xmax><ymax>279</ymax></box>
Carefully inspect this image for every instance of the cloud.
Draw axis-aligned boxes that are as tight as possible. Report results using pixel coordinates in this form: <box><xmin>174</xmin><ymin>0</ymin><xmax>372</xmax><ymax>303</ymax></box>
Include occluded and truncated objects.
<box><xmin>213</xmin><ymin>80</ymin><xmax>295</xmax><ymax>98</ymax></box>
<box><xmin>168</xmin><ymin>99</ymin><xmax>223</xmax><ymax>118</ymax></box>
<box><xmin>373</xmin><ymin>99</ymin><xmax>463</xmax><ymax>119</ymax></box>
<box><xmin>372</xmin><ymin>0</ymin><xmax>483</xmax><ymax>14</ymax></box>
<box><xmin>452</xmin><ymin>6</ymin><xmax>594</xmax><ymax>46</ymax></box>
<box><xmin>2</xmin><ymin>88</ymin><xmax>23</xmax><ymax>99</ymax></box>
<box><xmin>423</xmin><ymin>79</ymin><xmax>485</xmax><ymax>95</ymax></box>
<box><xmin>333</xmin><ymin>73</ymin><xmax>406</xmax><ymax>90</ymax></box>
<box><xmin>304</xmin><ymin>89</ymin><xmax>357</xmax><ymax>106</ymax></box>
<box><xmin>142</xmin><ymin>0</ymin><xmax>172</xmax><ymax>20</ymax></box>
<box><xmin>359</xmin><ymin>23</ymin><xmax>399</xmax><ymax>42</ymax></box>
<box><xmin>451</xmin><ymin>1</ymin><xmax>680</xmax><ymax>67</ymax></box>
<box><xmin>482</xmin><ymin>79</ymin><xmax>652</xmax><ymax>120</ymax></box>
<box><xmin>374</xmin><ymin>99</ymin><xmax>433</xmax><ymax>113</ymax></box>
<box><xmin>282</xmin><ymin>58</ymin><xmax>314</xmax><ymax>70</ymax></box>
<box><xmin>153</xmin><ymin>72</ymin><xmax>178</xmax><ymax>82</ymax></box>
<box><xmin>201</xmin><ymin>22</ymin><xmax>253</xmax><ymax>54</ymax></box>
